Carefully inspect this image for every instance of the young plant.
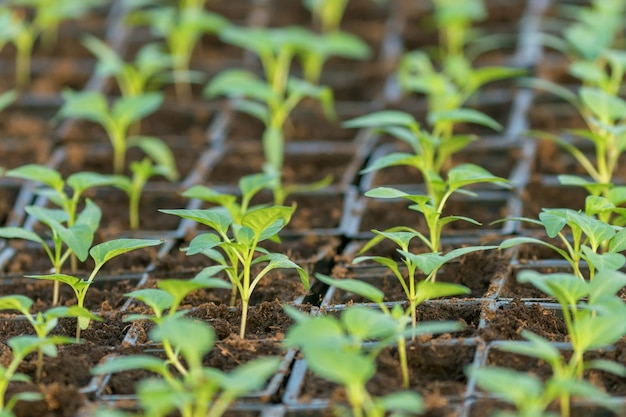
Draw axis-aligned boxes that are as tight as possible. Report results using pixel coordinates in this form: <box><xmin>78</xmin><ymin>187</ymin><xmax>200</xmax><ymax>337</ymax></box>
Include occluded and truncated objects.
<box><xmin>469</xmin><ymin>365</ymin><xmax>611</xmax><ymax>417</ymax></box>
<box><xmin>526</xmin><ymin>1</ymin><xmax>626</xmax><ymax>204</ymax></box>
<box><xmin>128</xmin><ymin>2</ymin><xmax>230</xmax><ymax>99</ymax></box>
<box><xmin>108</xmin><ymin>136</ymin><xmax>179</xmax><ymax>230</ymax></box>
<box><xmin>344</xmin><ymin>110</ymin><xmax>505</xmax><ymax>221</ymax></box>
<box><xmin>0</xmin><ymin>295</ymin><xmax>96</xmax><ymax>383</ymax></box>
<box><xmin>124</xmin><ymin>268</ymin><xmax>231</xmax><ymax>375</ymax></box>
<box><xmin>56</xmin><ymin>90</ymin><xmax>164</xmax><ymax>174</ymax></box>
<box><xmin>284</xmin><ymin>305</ymin><xmax>460</xmax><ymax>417</ymax></box>
<box><xmin>314</xmin><ymin>273</ymin><xmax>463</xmax><ymax>388</ymax></box>
<box><xmin>160</xmin><ymin>173</ymin><xmax>309</xmax><ymax>339</ymax></box>
<box><xmin>82</xmin><ymin>34</ymin><xmax>172</xmax><ymax>97</ymax></box>
<box><xmin>0</xmin><ymin>334</ymin><xmax>72</xmax><ymax>415</ymax></box>
<box><xmin>0</xmin><ymin>7</ymin><xmax>38</xmax><ymax>89</ymax></box>
<box><xmin>92</xmin><ymin>317</ymin><xmax>281</xmax><ymax>417</ymax></box>
<box><xmin>1</xmin><ymin>164</ymin><xmax>120</xmax><ymax>304</ymax></box>
<box><xmin>26</xmin><ymin>238</ymin><xmax>163</xmax><ymax>340</ymax></box>
<box><xmin>206</xmin><ymin>25</ymin><xmax>337</xmax><ymax>204</ymax></box>
<box><xmin>498</xmin><ymin>202</ymin><xmax>626</xmax><ymax>280</ymax></box>
<box><xmin>10</xmin><ymin>0</ymin><xmax>104</xmax><ymax>50</ymax></box>
<box><xmin>491</xmin><ymin>270</ymin><xmax>626</xmax><ymax>416</ymax></box>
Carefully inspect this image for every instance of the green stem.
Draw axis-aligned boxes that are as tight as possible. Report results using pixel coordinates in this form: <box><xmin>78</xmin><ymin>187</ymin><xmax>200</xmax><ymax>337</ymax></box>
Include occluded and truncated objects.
<box><xmin>15</xmin><ymin>32</ymin><xmax>34</xmax><ymax>90</ymax></box>
<box><xmin>397</xmin><ymin>336</ymin><xmax>409</xmax><ymax>388</ymax></box>
<box><xmin>163</xmin><ymin>338</ymin><xmax>188</xmax><ymax>376</ymax></box>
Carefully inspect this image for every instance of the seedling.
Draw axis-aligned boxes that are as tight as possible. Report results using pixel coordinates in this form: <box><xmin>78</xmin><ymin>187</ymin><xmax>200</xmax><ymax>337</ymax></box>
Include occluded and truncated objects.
<box><xmin>469</xmin><ymin>365</ymin><xmax>611</xmax><ymax>417</ymax></box>
<box><xmin>0</xmin><ymin>295</ymin><xmax>95</xmax><ymax>383</ymax></box>
<box><xmin>107</xmin><ymin>136</ymin><xmax>179</xmax><ymax>229</ymax></box>
<box><xmin>315</xmin><ymin>273</ymin><xmax>464</xmax><ymax>388</ymax></box>
<box><xmin>27</xmin><ymin>238</ymin><xmax>163</xmax><ymax>340</ymax></box>
<box><xmin>498</xmin><ymin>203</ymin><xmax>626</xmax><ymax>280</ymax></box>
<box><xmin>128</xmin><ymin>2</ymin><xmax>230</xmax><ymax>99</ymax></box>
<box><xmin>207</xmin><ymin>25</ymin><xmax>337</xmax><ymax>204</ymax></box>
<box><xmin>0</xmin><ymin>335</ymin><xmax>71</xmax><ymax>415</ymax></box>
<box><xmin>124</xmin><ymin>268</ymin><xmax>231</xmax><ymax>375</ymax></box>
<box><xmin>490</xmin><ymin>270</ymin><xmax>626</xmax><ymax>416</ymax></box>
<box><xmin>56</xmin><ymin>90</ymin><xmax>164</xmax><ymax>174</ymax></box>
<box><xmin>284</xmin><ymin>305</ymin><xmax>460</xmax><ymax>416</ymax></box>
<box><xmin>160</xmin><ymin>174</ymin><xmax>309</xmax><ymax>338</ymax></box>
<box><xmin>0</xmin><ymin>7</ymin><xmax>37</xmax><ymax>89</ymax></box>
<box><xmin>344</xmin><ymin>111</ymin><xmax>505</xmax><ymax>216</ymax></box>
<box><xmin>10</xmin><ymin>0</ymin><xmax>104</xmax><ymax>50</ymax></box>
<box><xmin>92</xmin><ymin>317</ymin><xmax>281</xmax><ymax>417</ymax></box>
<box><xmin>83</xmin><ymin>34</ymin><xmax>172</xmax><ymax>97</ymax></box>
<box><xmin>295</xmin><ymin>29</ymin><xmax>371</xmax><ymax>85</ymax></box>
<box><xmin>0</xmin><ymin>1</ymin><xmax>102</xmax><ymax>89</ymax></box>
<box><xmin>1</xmin><ymin>164</ymin><xmax>119</xmax><ymax>304</ymax></box>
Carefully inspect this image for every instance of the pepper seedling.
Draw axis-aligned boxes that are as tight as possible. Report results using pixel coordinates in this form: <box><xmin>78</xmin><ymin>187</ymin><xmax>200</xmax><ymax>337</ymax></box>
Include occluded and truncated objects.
<box><xmin>124</xmin><ymin>268</ymin><xmax>231</xmax><ymax>375</ymax></box>
<box><xmin>55</xmin><ymin>90</ymin><xmax>164</xmax><ymax>175</ymax></box>
<box><xmin>26</xmin><ymin>238</ymin><xmax>163</xmax><ymax>340</ymax></box>
<box><xmin>0</xmin><ymin>295</ymin><xmax>96</xmax><ymax>383</ymax></box>
<box><xmin>107</xmin><ymin>136</ymin><xmax>179</xmax><ymax>230</ymax></box>
<box><xmin>160</xmin><ymin>173</ymin><xmax>309</xmax><ymax>339</ymax></box>
<box><xmin>207</xmin><ymin>25</ymin><xmax>337</xmax><ymax>204</ymax></box>
<box><xmin>315</xmin><ymin>273</ymin><xmax>464</xmax><ymax>388</ymax></box>
<box><xmin>83</xmin><ymin>34</ymin><xmax>172</xmax><ymax>97</ymax></box>
<box><xmin>498</xmin><ymin>202</ymin><xmax>626</xmax><ymax>280</ymax></box>
<box><xmin>468</xmin><ymin>365</ymin><xmax>611</xmax><ymax>417</ymax></box>
<box><xmin>127</xmin><ymin>2</ymin><xmax>230</xmax><ymax>100</ymax></box>
<box><xmin>492</xmin><ymin>269</ymin><xmax>626</xmax><ymax>416</ymax></box>
<box><xmin>0</xmin><ymin>334</ymin><xmax>73</xmax><ymax>415</ymax></box>
<box><xmin>1</xmin><ymin>164</ymin><xmax>120</xmax><ymax>304</ymax></box>
<box><xmin>284</xmin><ymin>305</ymin><xmax>460</xmax><ymax>416</ymax></box>
<box><xmin>92</xmin><ymin>317</ymin><xmax>281</xmax><ymax>417</ymax></box>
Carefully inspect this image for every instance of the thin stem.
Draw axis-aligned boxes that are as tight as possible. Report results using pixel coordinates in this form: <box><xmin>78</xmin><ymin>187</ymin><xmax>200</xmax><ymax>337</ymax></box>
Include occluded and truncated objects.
<box><xmin>163</xmin><ymin>338</ymin><xmax>188</xmax><ymax>376</ymax></box>
<box><xmin>397</xmin><ymin>336</ymin><xmax>409</xmax><ymax>388</ymax></box>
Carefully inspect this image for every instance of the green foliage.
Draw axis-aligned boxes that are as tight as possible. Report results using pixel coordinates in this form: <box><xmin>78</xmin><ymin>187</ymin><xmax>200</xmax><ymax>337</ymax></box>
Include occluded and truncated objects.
<box><xmin>499</xmin><ymin>202</ymin><xmax>626</xmax><ymax>279</ymax></box>
<box><xmin>0</xmin><ymin>0</ymin><xmax>103</xmax><ymax>89</ymax></box>
<box><xmin>207</xmin><ymin>25</ymin><xmax>342</xmax><ymax>204</ymax></box>
<box><xmin>128</xmin><ymin>1</ymin><xmax>230</xmax><ymax>99</ymax></box>
<box><xmin>107</xmin><ymin>136</ymin><xmax>179</xmax><ymax>229</ymax></box>
<box><xmin>83</xmin><ymin>34</ymin><xmax>172</xmax><ymax>97</ymax></box>
<box><xmin>92</xmin><ymin>317</ymin><xmax>280</xmax><ymax>417</ymax></box>
<box><xmin>285</xmin><ymin>305</ymin><xmax>461</xmax><ymax>417</ymax></box>
<box><xmin>27</xmin><ymin>238</ymin><xmax>163</xmax><ymax>340</ymax></box>
<box><xmin>56</xmin><ymin>90</ymin><xmax>164</xmax><ymax>174</ymax></box>
<box><xmin>160</xmin><ymin>174</ymin><xmax>308</xmax><ymax>338</ymax></box>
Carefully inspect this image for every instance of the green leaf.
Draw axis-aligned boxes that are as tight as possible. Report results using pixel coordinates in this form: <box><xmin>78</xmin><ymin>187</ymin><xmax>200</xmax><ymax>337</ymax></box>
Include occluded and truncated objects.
<box><xmin>580</xmin><ymin>87</ymin><xmax>626</xmax><ymax>121</ymax></box>
<box><xmin>517</xmin><ymin>270</ymin><xmax>587</xmax><ymax>305</ymax></box>
<box><xmin>588</xmin><ymin>270</ymin><xmax>626</xmax><ymax>303</ymax></box>
<box><xmin>415</xmin><ymin>280</ymin><xmax>470</xmax><ymax>302</ymax></box>
<box><xmin>314</xmin><ymin>273</ymin><xmax>384</xmax><ymax>304</ymax></box>
<box><xmin>58</xmin><ymin>89</ymin><xmax>108</xmax><ymax>125</ymax></box>
<box><xmin>446</xmin><ymin>164</ymin><xmax>508</xmax><ymax>192</ymax></box>
<box><xmin>305</xmin><ymin>348</ymin><xmax>375</xmax><ymax>387</ymax></box>
<box><xmin>159</xmin><ymin>209</ymin><xmax>231</xmax><ymax>234</ymax></box>
<box><xmin>399</xmin><ymin>251</ymin><xmax>445</xmax><ymax>275</ymax></box>
<box><xmin>112</xmin><ymin>92</ymin><xmax>163</xmax><ymax>125</ymax></box>
<box><xmin>26</xmin><ymin>273</ymin><xmax>90</xmax><ymax>294</ymax></box>
<box><xmin>126</xmin><ymin>288</ymin><xmax>174</xmax><ymax>317</ymax></box>
<box><xmin>242</xmin><ymin>206</ymin><xmax>294</xmax><ymax>239</ymax></box>
<box><xmin>67</xmin><ymin>172</ymin><xmax>119</xmax><ymax>198</ymax></box>
<box><xmin>90</xmin><ymin>238</ymin><xmax>162</xmax><ymax>269</ymax></box>
<box><xmin>129</xmin><ymin>136</ymin><xmax>179</xmax><ymax>181</ymax></box>
<box><xmin>376</xmin><ymin>391</ymin><xmax>424</xmax><ymax>414</ymax></box>
<box><xmin>581</xmin><ymin>247</ymin><xmax>625</xmax><ymax>272</ymax></box>
<box><xmin>5</xmin><ymin>164</ymin><xmax>64</xmax><ymax>192</ymax></box>
<box><xmin>92</xmin><ymin>355</ymin><xmax>169</xmax><ymax>376</ymax></box>
<box><xmin>186</xmin><ymin>233</ymin><xmax>223</xmax><ymax>257</ymax></box>
<box><xmin>343</xmin><ymin>111</ymin><xmax>419</xmax><ymax>131</ymax></box>
<box><xmin>470</xmin><ymin>366</ymin><xmax>544</xmax><ymax>405</ymax></box>
<box><xmin>342</xmin><ymin>306</ymin><xmax>399</xmax><ymax>341</ymax></box>
<box><xmin>428</xmin><ymin>108</ymin><xmax>502</xmax><ymax>131</ymax></box>
<box><xmin>498</xmin><ymin>331</ymin><xmax>561</xmax><ymax>364</ymax></box>
<box><xmin>214</xmin><ymin>357</ymin><xmax>281</xmax><ymax>394</ymax></box>
<box><xmin>0</xmin><ymin>227</ymin><xmax>44</xmax><ymax>245</ymax></box>
<box><xmin>0</xmin><ymin>295</ymin><xmax>33</xmax><ymax>315</ymax></box>
<box><xmin>151</xmin><ymin>318</ymin><xmax>215</xmax><ymax>368</ymax></box>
